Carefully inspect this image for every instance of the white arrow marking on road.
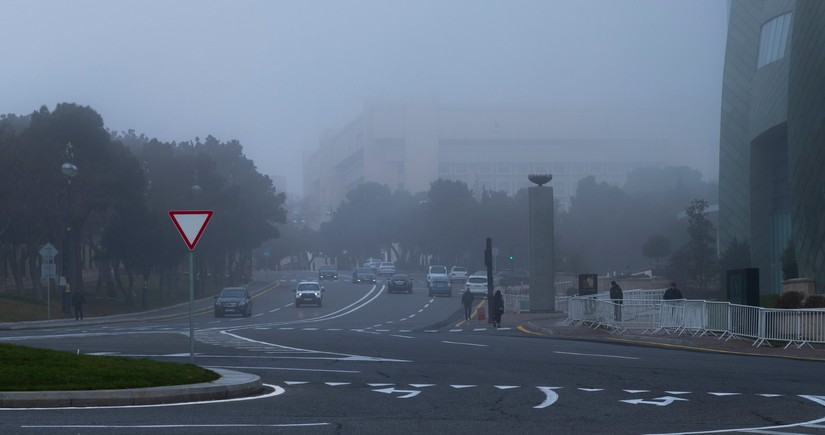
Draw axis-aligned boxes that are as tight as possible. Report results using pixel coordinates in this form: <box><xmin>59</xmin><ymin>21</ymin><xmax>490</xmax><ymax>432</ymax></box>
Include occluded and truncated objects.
<box><xmin>409</xmin><ymin>384</ymin><xmax>435</xmax><ymax>388</ymax></box>
<box><xmin>709</xmin><ymin>392</ymin><xmax>740</xmax><ymax>396</ymax></box>
<box><xmin>665</xmin><ymin>391</ymin><xmax>691</xmax><ymax>395</ymax></box>
<box><xmin>801</xmin><ymin>395</ymin><xmax>825</xmax><ymax>407</ymax></box>
<box><xmin>373</xmin><ymin>387</ymin><xmax>420</xmax><ymax>399</ymax></box>
<box><xmin>758</xmin><ymin>394</ymin><xmax>782</xmax><ymax>397</ymax></box>
<box><xmin>623</xmin><ymin>390</ymin><xmax>651</xmax><ymax>394</ymax></box>
<box><xmin>325</xmin><ymin>382</ymin><xmax>350</xmax><ymax>386</ymax></box>
<box><xmin>368</xmin><ymin>383</ymin><xmax>394</xmax><ymax>387</ymax></box>
<box><xmin>534</xmin><ymin>387</ymin><xmax>561</xmax><ymax>409</ymax></box>
<box><xmin>451</xmin><ymin>385</ymin><xmax>476</xmax><ymax>389</ymax></box>
<box><xmin>495</xmin><ymin>386</ymin><xmax>520</xmax><ymax>390</ymax></box>
<box><xmin>620</xmin><ymin>396</ymin><xmax>689</xmax><ymax>406</ymax></box>
<box><xmin>283</xmin><ymin>381</ymin><xmax>309</xmax><ymax>385</ymax></box>
<box><xmin>579</xmin><ymin>388</ymin><xmax>604</xmax><ymax>392</ymax></box>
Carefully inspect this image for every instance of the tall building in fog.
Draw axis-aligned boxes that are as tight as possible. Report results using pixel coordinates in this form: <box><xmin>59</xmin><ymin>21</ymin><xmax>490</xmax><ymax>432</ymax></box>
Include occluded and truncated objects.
<box><xmin>304</xmin><ymin>97</ymin><xmax>703</xmax><ymax>228</ymax></box>
<box><xmin>719</xmin><ymin>0</ymin><xmax>825</xmax><ymax>294</ymax></box>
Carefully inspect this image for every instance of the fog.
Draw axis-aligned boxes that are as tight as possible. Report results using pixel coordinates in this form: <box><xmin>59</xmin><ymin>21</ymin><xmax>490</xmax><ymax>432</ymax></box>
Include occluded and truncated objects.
<box><xmin>0</xmin><ymin>0</ymin><xmax>727</xmax><ymax>195</ymax></box>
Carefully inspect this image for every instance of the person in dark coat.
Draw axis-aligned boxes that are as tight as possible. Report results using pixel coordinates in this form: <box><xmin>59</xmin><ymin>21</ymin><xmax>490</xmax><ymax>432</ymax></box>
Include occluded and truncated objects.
<box><xmin>491</xmin><ymin>290</ymin><xmax>505</xmax><ymax>328</ymax></box>
<box><xmin>609</xmin><ymin>281</ymin><xmax>623</xmax><ymax>321</ymax></box>
<box><xmin>72</xmin><ymin>291</ymin><xmax>86</xmax><ymax>320</ymax></box>
<box><xmin>663</xmin><ymin>282</ymin><xmax>683</xmax><ymax>300</ymax></box>
<box><xmin>461</xmin><ymin>288</ymin><xmax>474</xmax><ymax>320</ymax></box>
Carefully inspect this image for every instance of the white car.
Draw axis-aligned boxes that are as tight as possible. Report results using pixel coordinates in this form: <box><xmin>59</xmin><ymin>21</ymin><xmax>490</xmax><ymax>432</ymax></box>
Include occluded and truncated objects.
<box><xmin>378</xmin><ymin>262</ymin><xmax>396</xmax><ymax>276</ymax></box>
<box><xmin>449</xmin><ymin>266</ymin><xmax>468</xmax><ymax>283</ymax></box>
<box><xmin>426</xmin><ymin>265</ymin><xmax>448</xmax><ymax>288</ymax></box>
<box><xmin>465</xmin><ymin>274</ymin><xmax>489</xmax><ymax>297</ymax></box>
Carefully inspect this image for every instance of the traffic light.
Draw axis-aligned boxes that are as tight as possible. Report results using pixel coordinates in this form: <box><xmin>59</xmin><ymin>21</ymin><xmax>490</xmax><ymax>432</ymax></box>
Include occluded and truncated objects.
<box><xmin>508</xmin><ymin>255</ymin><xmax>514</xmax><ymax>261</ymax></box>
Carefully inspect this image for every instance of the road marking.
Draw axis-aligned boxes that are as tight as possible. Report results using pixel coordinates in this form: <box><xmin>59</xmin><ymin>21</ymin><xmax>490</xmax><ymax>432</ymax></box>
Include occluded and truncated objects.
<box><xmin>449</xmin><ymin>329</ymin><xmax>463</xmax><ymax>332</ymax></box>
<box><xmin>391</xmin><ymin>334</ymin><xmax>415</xmax><ymax>339</ymax></box>
<box><xmin>24</xmin><ymin>424</ymin><xmax>331</xmax><ymax>429</ymax></box>
<box><xmin>417</xmin><ymin>309</ymin><xmax>424</xmax><ymax>313</ymax></box>
<box><xmin>376</xmin><ymin>329</ymin><xmax>390</xmax><ymax>332</ymax></box>
<box><xmin>451</xmin><ymin>385</ymin><xmax>476</xmax><ymax>389</ymax></box>
<box><xmin>210</xmin><ymin>366</ymin><xmax>360</xmax><ymax>374</ymax></box>
<box><xmin>554</xmin><ymin>351</ymin><xmax>639</xmax><ymax>360</ymax></box>
<box><xmin>399</xmin><ymin>329</ymin><xmax>412</xmax><ymax>333</ymax></box>
<box><xmin>368</xmin><ymin>383</ymin><xmax>395</xmax><ymax>387</ymax></box>
<box><xmin>473</xmin><ymin>328</ymin><xmax>487</xmax><ymax>331</ymax></box>
<box><xmin>325</xmin><ymin>382</ymin><xmax>350</xmax><ymax>386</ymax></box>
<box><xmin>497</xmin><ymin>327</ymin><xmax>512</xmax><ymax>331</ymax></box>
<box><xmin>442</xmin><ymin>340</ymin><xmax>488</xmax><ymax>347</ymax></box>
<box><xmin>709</xmin><ymin>392</ymin><xmax>741</xmax><ymax>396</ymax></box>
<box><xmin>495</xmin><ymin>386</ymin><xmax>520</xmax><ymax>390</ymax></box>
<box><xmin>424</xmin><ymin>330</ymin><xmax>438</xmax><ymax>333</ymax></box>
<box><xmin>325</xmin><ymin>328</ymin><xmax>342</xmax><ymax>331</ymax></box>
<box><xmin>579</xmin><ymin>388</ymin><xmax>604</xmax><ymax>392</ymax></box>
<box><xmin>623</xmin><ymin>390</ymin><xmax>651</xmax><ymax>394</ymax></box>
<box><xmin>373</xmin><ymin>387</ymin><xmax>421</xmax><ymax>398</ymax></box>
<box><xmin>758</xmin><ymin>394</ymin><xmax>782</xmax><ymax>398</ymax></box>
<box><xmin>665</xmin><ymin>391</ymin><xmax>691</xmax><ymax>395</ymax></box>
<box><xmin>517</xmin><ymin>326</ymin><xmax>545</xmax><ymax>336</ymax></box>
<box><xmin>620</xmin><ymin>396</ymin><xmax>688</xmax><ymax>406</ymax></box>
<box><xmin>283</xmin><ymin>303</ymin><xmax>294</xmax><ymax>307</ymax></box>
<box><xmin>302</xmin><ymin>328</ymin><xmax>319</xmax><ymax>331</ymax></box>
<box><xmin>278</xmin><ymin>327</ymin><xmax>294</xmax><ymax>330</ymax></box>
<box><xmin>284</xmin><ymin>381</ymin><xmax>309</xmax><ymax>385</ymax></box>
<box><xmin>269</xmin><ymin>308</ymin><xmax>280</xmax><ymax>313</ymax></box>
<box><xmin>534</xmin><ymin>387</ymin><xmax>561</xmax><ymax>409</ymax></box>
<box><xmin>409</xmin><ymin>384</ymin><xmax>435</xmax><ymax>388</ymax></box>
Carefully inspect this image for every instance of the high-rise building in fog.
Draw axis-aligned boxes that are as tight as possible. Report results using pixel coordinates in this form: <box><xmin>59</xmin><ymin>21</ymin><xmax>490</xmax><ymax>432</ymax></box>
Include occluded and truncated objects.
<box><xmin>304</xmin><ymin>97</ymin><xmax>694</xmax><ymax>228</ymax></box>
<box><xmin>719</xmin><ymin>0</ymin><xmax>825</xmax><ymax>294</ymax></box>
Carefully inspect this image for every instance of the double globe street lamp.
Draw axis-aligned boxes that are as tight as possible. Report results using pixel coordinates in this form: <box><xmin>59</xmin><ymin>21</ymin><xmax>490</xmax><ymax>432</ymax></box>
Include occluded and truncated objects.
<box><xmin>61</xmin><ymin>143</ymin><xmax>78</xmax><ymax>315</ymax></box>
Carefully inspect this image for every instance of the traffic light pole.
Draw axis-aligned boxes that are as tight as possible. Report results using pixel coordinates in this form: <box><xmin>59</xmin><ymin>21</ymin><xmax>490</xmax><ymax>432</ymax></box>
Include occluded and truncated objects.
<box><xmin>485</xmin><ymin>237</ymin><xmax>494</xmax><ymax>323</ymax></box>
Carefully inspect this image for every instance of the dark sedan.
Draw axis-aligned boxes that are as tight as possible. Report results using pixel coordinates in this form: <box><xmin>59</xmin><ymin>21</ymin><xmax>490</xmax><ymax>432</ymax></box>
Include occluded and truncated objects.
<box><xmin>214</xmin><ymin>286</ymin><xmax>252</xmax><ymax>317</ymax></box>
<box><xmin>352</xmin><ymin>267</ymin><xmax>377</xmax><ymax>283</ymax></box>
<box><xmin>318</xmin><ymin>265</ymin><xmax>338</xmax><ymax>280</ymax></box>
<box><xmin>387</xmin><ymin>273</ymin><xmax>413</xmax><ymax>294</ymax></box>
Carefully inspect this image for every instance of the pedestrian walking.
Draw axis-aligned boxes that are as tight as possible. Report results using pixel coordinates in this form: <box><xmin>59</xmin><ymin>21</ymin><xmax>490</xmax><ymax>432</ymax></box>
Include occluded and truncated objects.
<box><xmin>461</xmin><ymin>287</ymin><xmax>474</xmax><ymax>321</ymax></box>
<box><xmin>72</xmin><ymin>290</ymin><xmax>86</xmax><ymax>320</ymax></box>
<box><xmin>491</xmin><ymin>290</ymin><xmax>505</xmax><ymax>328</ymax></box>
<box><xmin>663</xmin><ymin>282</ymin><xmax>683</xmax><ymax>300</ymax></box>
<box><xmin>609</xmin><ymin>280</ymin><xmax>623</xmax><ymax>321</ymax></box>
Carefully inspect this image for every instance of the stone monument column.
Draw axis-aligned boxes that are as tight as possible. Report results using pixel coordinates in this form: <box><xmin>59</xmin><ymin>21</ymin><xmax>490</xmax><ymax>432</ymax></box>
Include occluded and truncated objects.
<box><xmin>528</xmin><ymin>174</ymin><xmax>555</xmax><ymax>312</ymax></box>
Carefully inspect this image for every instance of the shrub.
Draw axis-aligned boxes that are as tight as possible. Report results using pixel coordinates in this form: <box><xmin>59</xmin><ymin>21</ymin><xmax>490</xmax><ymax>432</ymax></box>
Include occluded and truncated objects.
<box><xmin>803</xmin><ymin>295</ymin><xmax>825</xmax><ymax>308</ymax></box>
<box><xmin>775</xmin><ymin>291</ymin><xmax>805</xmax><ymax>309</ymax></box>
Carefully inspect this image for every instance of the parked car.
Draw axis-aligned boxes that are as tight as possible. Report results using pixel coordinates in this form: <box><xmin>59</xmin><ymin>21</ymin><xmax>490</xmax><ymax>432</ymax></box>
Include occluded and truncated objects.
<box><xmin>318</xmin><ymin>264</ymin><xmax>338</xmax><ymax>280</ymax></box>
<box><xmin>364</xmin><ymin>258</ymin><xmax>382</xmax><ymax>272</ymax></box>
<box><xmin>387</xmin><ymin>273</ymin><xmax>413</xmax><ymax>293</ymax></box>
<box><xmin>428</xmin><ymin>275</ymin><xmax>452</xmax><ymax>297</ymax></box>
<box><xmin>294</xmin><ymin>281</ymin><xmax>324</xmax><ymax>307</ymax></box>
<box><xmin>449</xmin><ymin>266</ymin><xmax>468</xmax><ymax>283</ymax></box>
<box><xmin>352</xmin><ymin>267</ymin><xmax>377</xmax><ymax>284</ymax></box>
<box><xmin>214</xmin><ymin>286</ymin><xmax>252</xmax><ymax>317</ymax></box>
<box><xmin>465</xmin><ymin>274</ymin><xmax>489</xmax><ymax>297</ymax></box>
<box><xmin>426</xmin><ymin>265</ymin><xmax>448</xmax><ymax>288</ymax></box>
<box><xmin>378</xmin><ymin>262</ymin><xmax>396</xmax><ymax>276</ymax></box>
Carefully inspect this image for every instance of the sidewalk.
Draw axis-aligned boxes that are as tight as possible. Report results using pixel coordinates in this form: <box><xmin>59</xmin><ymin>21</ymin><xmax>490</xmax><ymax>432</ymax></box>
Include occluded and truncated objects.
<box><xmin>509</xmin><ymin>311</ymin><xmax>825</xmax><ymax>362</ymax></box>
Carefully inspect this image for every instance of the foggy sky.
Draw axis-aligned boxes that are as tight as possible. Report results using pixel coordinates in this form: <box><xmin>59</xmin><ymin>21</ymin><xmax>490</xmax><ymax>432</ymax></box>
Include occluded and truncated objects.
<box><xmin>1</xmin><ymin>0</ymin><xmax>728</xmax><ymax>195</ymax></box>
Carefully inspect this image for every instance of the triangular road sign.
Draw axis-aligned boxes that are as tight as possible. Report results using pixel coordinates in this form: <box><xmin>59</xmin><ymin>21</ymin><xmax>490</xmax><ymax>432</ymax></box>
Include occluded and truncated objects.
<box><xmin>169</xmin><ymin>210</ymin><xmax>214</xmax><ymax>250</ymax></box>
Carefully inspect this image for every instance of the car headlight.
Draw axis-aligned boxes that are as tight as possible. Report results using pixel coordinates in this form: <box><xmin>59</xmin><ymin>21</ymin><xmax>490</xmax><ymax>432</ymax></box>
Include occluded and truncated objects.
<box><xmin>314</xmin><ymin>292</ymin><xmax>321</xmax><ymax>297</ymax></box>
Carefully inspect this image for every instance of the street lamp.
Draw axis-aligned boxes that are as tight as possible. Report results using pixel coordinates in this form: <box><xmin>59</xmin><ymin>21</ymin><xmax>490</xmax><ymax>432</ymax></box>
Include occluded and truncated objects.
<box><xmin>61</xmin><ymin>143</ymin><xmax>78</xmax><ymax>315</ymax></box>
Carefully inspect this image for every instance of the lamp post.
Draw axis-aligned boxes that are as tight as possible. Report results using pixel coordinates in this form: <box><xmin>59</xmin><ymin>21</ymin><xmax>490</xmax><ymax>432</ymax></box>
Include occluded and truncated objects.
<box><xmin>61</xmin><ymin>143</ymin><xmax>78</xmax><ymax>315</ymax></box>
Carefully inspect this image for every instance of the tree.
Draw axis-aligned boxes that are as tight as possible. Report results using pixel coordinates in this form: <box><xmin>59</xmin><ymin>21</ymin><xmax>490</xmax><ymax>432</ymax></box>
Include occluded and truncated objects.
<box><xmin>669</xmin><ymin>199</ymin><xmax>718</xmax><ymax>291</ymax></box>
<box><xmin>641</xmin><ymin>234</ymin><xmax>671</xmax><ymax>269</ymax></box>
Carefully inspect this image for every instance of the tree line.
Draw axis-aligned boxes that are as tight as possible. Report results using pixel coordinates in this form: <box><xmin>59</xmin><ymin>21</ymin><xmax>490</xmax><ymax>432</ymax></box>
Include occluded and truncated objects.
<box><xmin>0</xmin><ymin>103</ymin><xmax>286</xmax><ymax>303</ymax></box>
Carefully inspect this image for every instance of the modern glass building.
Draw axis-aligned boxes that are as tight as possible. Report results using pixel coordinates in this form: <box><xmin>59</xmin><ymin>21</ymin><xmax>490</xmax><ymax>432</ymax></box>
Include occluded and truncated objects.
<box><xmin>719</xmin><ymin>0</ymin><xmax>825</xmax><ymax>295</ymax></box>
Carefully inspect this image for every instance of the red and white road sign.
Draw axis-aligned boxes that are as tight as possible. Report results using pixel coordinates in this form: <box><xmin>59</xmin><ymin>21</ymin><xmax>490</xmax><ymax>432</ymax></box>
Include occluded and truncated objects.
<box><xmin>169</xmin><ymin>210</ymin><xmax>213</xmax><ymax>250</ymax></box>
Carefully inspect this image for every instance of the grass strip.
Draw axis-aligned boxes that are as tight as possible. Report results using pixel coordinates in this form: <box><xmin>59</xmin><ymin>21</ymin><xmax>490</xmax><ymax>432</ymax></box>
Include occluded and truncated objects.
<box><xmin>0</xmin><ymin>343</ymin><xmax>219</xmax><ymax>391</ymax></box>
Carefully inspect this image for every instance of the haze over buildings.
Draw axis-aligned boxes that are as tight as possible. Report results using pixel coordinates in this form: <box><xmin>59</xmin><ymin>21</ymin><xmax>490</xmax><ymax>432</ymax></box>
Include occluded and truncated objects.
<box><xmin>0</xmin><ymin>0</ymin><xmax>727</xmax><ymax>198</ymax></box>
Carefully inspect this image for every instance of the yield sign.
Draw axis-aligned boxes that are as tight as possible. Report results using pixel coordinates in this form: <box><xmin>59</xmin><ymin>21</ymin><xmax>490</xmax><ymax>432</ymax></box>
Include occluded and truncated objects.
<box><xmin>169</xmin><ymin>210</ymin><xmax>213</xmax><ymax>250</ymax></box>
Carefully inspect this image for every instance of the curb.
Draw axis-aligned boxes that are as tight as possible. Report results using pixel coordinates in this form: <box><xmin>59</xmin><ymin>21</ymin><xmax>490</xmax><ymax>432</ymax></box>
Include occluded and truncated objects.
<box><xmin>0</xmin><ymin>368</ymin><xmax>263</xmax><ymax>408</ymax></box>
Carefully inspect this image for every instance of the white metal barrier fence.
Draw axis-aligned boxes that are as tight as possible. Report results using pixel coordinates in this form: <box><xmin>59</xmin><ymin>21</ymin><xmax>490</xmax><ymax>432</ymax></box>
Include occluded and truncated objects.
<box><xmin>566</xmin><ymin>296</ymin><xmax>825</xmax><ymax>348</ymax></box>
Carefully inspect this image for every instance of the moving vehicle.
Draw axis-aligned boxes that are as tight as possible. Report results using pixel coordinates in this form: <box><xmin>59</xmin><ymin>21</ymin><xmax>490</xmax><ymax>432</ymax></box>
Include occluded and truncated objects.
<box><xmin>426</xmin><ymin>265</ymin><xmax>448</xmax><ymax>289</ymax></box>
<box><xmin>363</xmin><ymin>258</ymin><xmax>382</xmax><ymax>273</ymax></box>
<box><xmin>378</xmin><ymin>262</ymin><xmax>396</xmax><ymax>276</ymax></box>
<box><xmin>465</xmin><ymin>274</ymin><xmax>489</xmax><ymax>297</ymax></box>
<box><xmin>352</xmin><ymin>267</ymin><xmax>377</xmax><ymax>283</ymax></box>
<box><xmin>449</xmin><ymin>266</ymin><xmax>468</xmax><ymax>283</ymax></box>
<box><xmin>214</xmin><ymin>287</ymin><xmax>252</xmax><ymax>317</ymax></box>
<box><xmin>429</xmin><ymin>276</ymin><xmax>452</xmax><ymax>297</ymax></box>
<box><xmin>294</xmin><ymin>281</ymin><xmax>324</xmax><ymax>307</ymax></box>
<box><xmin>494</xmin><ymin>268</ymin><xmax>530</xmax><ymax>287</ymax></box>
<box><xmin>387</xmin><ymin>273</ymin><xmax>413</xmax><ymax>293</ymax></box>
<box><xmin>318</xmin><ymin>264</ymin><xmax>338</xmax><ymax>280</ymax></box>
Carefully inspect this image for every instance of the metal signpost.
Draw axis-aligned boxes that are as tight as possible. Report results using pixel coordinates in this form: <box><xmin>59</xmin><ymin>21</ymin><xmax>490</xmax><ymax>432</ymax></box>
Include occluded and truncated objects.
<box><xmin>169</xmin><ymin>210</ymin><xmax>214</xmax><ymax>365</ymax></box>
<box><xmin>39</xmin><ymin>243</ymin><xmax>58</xmax><ymax>320</ymax></box>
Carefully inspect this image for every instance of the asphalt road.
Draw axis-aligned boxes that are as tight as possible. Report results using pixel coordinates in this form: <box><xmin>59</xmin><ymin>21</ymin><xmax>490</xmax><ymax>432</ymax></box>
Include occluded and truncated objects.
<box><xmin>2</xmin><ymin>270</ymin><xmax>825</xmax><ymax>434</ymax></box>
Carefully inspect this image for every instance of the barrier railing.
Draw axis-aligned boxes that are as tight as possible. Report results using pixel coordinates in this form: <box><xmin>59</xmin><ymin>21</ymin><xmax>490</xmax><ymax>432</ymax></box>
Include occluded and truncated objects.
<box><xmin>564</xmin><ymin>295</ymin><xmax>825</xmax><ymax>349</ymax></box>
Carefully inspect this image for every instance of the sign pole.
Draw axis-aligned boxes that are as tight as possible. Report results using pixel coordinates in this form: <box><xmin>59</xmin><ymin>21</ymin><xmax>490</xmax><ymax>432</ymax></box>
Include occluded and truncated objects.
<box><xmin>189</xmin><ymin>251</ymin><xmax>195</xmax><ymax>365</ymax></box>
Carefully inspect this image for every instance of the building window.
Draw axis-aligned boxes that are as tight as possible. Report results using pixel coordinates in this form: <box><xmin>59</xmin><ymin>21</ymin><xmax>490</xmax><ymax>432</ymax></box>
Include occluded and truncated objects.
<box><xmin>553</xmin><ymin>163</ymin><xmax>566</xmax><ymax>174</ymax></box>
<box><xmin>497</xmin><ymin>164</ymin><xmax>511</xmax><ymax>174</ymax></box>
<box><xmin>454</xmin><ymin>163</ymin><xmax>468</xmax><ymax>174</ymax></box>
<box><xmin>478</xmin><ymin>164</ymin><xmax>493</xmax><ymax>174</ymax></box>
<box><xmin>515</xmin><ymin>163</ymin><xmax>530</xmax><ymax>174</ymax></box>
<box><xmin>757</xmin><ymin>12</ymin><xmax>791</xmax><ymax>69</ymax></box>
<box><xmin>439</xmin><ymin>163</ymin><xmax>451</xmax><ymax>175</ymax></box>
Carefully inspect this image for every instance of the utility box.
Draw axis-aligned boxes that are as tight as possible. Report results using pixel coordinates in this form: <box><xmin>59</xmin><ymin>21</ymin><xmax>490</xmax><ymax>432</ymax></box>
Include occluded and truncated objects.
<box><xmin>726</xmin><ymin>268</ymin><xmax>759</xmax><ymax>306</ymax></box>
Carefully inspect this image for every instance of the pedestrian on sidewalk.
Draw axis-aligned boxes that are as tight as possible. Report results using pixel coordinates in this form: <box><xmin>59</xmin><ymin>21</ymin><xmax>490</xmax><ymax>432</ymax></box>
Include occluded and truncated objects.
<box><xmin>461</xmin><ymin>287</ymin><xmax>474</xmax><ymax>320</ymax></box>
<box><xmin>609</xmin><ymin>280</ymin><xmax>623</xmax><ymax>321</ymax></box>
<box><xmin>72</xmin><ymin>290</ymin><xmax>86</xmax><ymax>320</ymax></box>
<box><xmin>491</xmin><ymin>290</ymin><xmax>504</xmax><ymax>328</ymax></box>
<box><xmin>663</xmin><ymin>282</ymin><xmax>683</xmax><ymax>300</ymax></box>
